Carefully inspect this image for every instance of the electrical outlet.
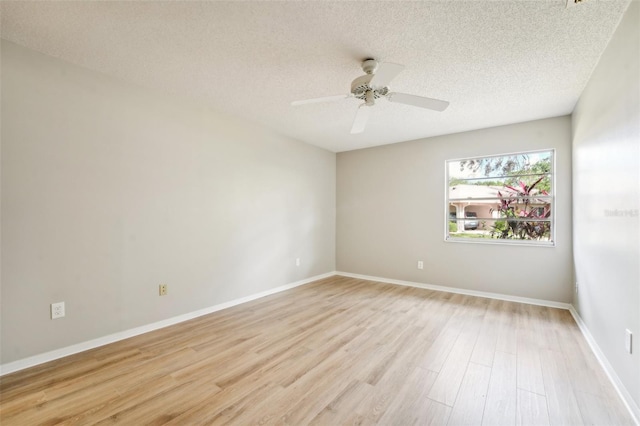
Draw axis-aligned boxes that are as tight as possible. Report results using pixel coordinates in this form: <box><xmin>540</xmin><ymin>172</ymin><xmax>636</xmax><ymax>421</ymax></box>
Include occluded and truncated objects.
<box><xmin>295</xmin><ymin>257</ymin><xmax>300</xmax><ymax>267</ymax></box>
<box><xmin>51</xmin><ymin>302</ymin><xmax>65</xmax><ymax>319</ymax></box>
<box><xmin>159</xmin><ymin>284</ymin><xmax>168</xmax><ymax>296</ymax></box>
<box><xmin>417</xmin><ymin>261</ymin><xmax>424</xmax><ymax>270</ymax></box>
<box><xmin>625</xmin><ymin>329</ymin><xmax>633</xmax><ymax>354</ymax></box>
<box><xmin>575</xmin><ymin>282</ymin><xmax>579</xmax><ymax>293</ymax></box>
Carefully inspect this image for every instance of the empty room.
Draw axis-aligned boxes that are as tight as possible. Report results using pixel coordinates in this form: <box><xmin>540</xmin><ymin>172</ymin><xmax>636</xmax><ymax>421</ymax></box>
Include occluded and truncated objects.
<box><xmin>1</xmin><ymin>1</ymin><xmax>638</xmax><ymax>425</ymax></box>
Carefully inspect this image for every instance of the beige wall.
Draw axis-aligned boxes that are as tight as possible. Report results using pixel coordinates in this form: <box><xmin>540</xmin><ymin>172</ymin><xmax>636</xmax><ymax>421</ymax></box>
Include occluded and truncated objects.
<box><xmin>572</xmin><ymin>1</ymin><xmax>640</xmax><ymax>411</ymax></box>
<box><xmin>337</xmin><ymin>116</ymin><xmax>573</xmax><ymax>302</ymax></box>
<box><xmin>0</xmin><ymin>40</ymin><xmax>336</xmax><ymax>364</ymax></box>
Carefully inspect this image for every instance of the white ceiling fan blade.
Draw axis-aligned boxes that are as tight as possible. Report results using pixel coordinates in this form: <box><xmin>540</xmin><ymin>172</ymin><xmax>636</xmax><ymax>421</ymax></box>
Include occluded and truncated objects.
<box><xmin>291</xmin><ymin>94</ymin><xmax>350</xmax><ymax>106</ymax></box>
<box><xmin>369</xmin><ymin>62</ymin><xmax>405</xmax><ymax>89</ymax></box>
<box><xmin>350</xmin><ymin>104</ymin><xmax>371</xmax><ymax>134</ymax></box>
<box><xmin>387</xmin><ymin>92</ymin><xmax>450</xmax><ymax>112</ymax></box>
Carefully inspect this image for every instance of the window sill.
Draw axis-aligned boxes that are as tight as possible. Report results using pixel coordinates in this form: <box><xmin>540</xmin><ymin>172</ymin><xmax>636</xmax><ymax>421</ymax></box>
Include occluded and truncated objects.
<box><xmin>445</xmin><ymin>236</ymin><xmax>555</xmax><ymax>247</ymax></box>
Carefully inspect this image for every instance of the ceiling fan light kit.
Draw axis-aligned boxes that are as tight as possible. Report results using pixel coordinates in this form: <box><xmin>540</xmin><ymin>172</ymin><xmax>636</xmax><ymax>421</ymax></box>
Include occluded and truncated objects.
<box><xmin>291</xmin><ymin>58</ymin><xmax>450</xmax><ymax>134</ymax></box>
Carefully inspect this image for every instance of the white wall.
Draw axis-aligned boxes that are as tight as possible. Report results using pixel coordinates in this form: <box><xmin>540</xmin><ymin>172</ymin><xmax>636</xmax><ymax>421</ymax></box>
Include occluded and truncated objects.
<box><xmin>0</xmin><ymin>40</ymin><xmax>336</xmax><ymax>364</ymax></box>
<box><xmin>337</xmin><ymin>116</ymin><xmax>573</xmax><ymax>302</ymax></box>
<box><xmin>572</xmin><ymin>0</ymin><xmax>639</xmax><ymax>412</ymax></box>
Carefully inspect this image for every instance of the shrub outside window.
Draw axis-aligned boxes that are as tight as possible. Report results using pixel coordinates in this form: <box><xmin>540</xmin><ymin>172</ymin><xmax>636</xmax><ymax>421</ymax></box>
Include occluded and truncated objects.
<box><xmin>445</xmin><ymin>149</ymin><xmax>554</xmax><ymax>246</ymax></box>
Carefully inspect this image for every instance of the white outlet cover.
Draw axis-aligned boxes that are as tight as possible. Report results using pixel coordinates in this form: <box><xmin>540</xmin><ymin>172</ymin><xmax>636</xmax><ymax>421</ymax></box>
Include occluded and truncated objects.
<box><xmin>625</xmin><ymin>329</ymin><xmax>632</xmax><ymax>354</ymax></box>
<box><xmin>51</xmin><ymin>302</ymin><xmax>65</xmax><ymax>319</ymax></box>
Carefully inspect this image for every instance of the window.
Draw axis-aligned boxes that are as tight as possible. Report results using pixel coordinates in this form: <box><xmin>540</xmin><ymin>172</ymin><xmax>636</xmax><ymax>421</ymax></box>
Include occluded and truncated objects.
<box><xmin>445</xmin><ymin>149</ymin><xmax>554</xmax><ymax>246</ymax></box>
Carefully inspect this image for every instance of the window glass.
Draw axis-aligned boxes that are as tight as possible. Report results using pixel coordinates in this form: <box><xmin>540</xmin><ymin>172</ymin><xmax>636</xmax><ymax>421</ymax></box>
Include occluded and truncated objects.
<box><xmin>446</xmin><ymin>150</ymin><xmax>554</xmax><ymax>245</ymax></box>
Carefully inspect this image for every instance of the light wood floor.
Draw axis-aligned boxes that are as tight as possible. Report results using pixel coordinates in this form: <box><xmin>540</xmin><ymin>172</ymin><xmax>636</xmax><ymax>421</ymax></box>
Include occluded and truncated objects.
<box><xmin>0</xmin><ymin>276</ymin><xmax>634</xmax><ymax>425</ymax></box>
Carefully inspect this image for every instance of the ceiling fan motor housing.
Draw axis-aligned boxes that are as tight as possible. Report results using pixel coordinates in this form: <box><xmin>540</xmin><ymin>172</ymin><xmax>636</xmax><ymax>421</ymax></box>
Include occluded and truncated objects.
<box><xmin>350</xmin><ymin>74</ymin><xmax>389</xmax><ymax>102</ymax></box>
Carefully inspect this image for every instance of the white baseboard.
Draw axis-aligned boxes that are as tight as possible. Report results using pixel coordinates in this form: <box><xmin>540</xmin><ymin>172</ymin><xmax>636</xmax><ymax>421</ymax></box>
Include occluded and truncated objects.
<box><xmin>568</xmin><ymin>306</ymin><xmax>640</xmax><ymax>425</ymax></box>
<box><xmin>336</xmin><ymin>271</ymin><xmax>572</xmax><ymax>310</ymax></box>
<box><xmin>0</xmin><ymin>271</ymin><xmax>336</xmax><ymax>376</ymax></box>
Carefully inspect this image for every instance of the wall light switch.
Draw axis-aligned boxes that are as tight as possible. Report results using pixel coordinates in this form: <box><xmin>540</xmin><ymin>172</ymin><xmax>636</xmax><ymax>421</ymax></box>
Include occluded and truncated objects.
<box><xmin>625</xmin><ymin>329</ymin><xmax>633</xmax><ymax>354</ymax></box>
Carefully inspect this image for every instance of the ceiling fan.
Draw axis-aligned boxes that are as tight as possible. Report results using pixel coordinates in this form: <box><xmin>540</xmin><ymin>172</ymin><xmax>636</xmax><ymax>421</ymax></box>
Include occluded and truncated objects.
<box><xmin>291</xmin><ymin>59</ymin><xmax>449</xmax><ymax>134</ymax></box>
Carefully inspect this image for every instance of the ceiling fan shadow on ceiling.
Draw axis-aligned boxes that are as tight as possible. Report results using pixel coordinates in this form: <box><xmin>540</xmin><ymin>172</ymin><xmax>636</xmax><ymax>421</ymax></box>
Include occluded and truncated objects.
<box><xmin>291</xmin><ymin>59</ymin><xmax>450</xmax><ymax>134</ymax></box>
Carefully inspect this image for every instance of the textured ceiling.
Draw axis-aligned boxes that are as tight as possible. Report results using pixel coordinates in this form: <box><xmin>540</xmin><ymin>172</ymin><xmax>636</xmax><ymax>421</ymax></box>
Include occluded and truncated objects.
<box><xmin>0</xmin><ymin>1</ymin><xmax>631</xmax><ymax>152</ymax></box>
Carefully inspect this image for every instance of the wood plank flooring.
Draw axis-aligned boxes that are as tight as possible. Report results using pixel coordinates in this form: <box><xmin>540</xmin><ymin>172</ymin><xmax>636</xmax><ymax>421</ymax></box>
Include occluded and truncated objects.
<box><xmin>0</xmin><ymin>276</ymin><xmax>635</xmax><ymax>425</ymax></box>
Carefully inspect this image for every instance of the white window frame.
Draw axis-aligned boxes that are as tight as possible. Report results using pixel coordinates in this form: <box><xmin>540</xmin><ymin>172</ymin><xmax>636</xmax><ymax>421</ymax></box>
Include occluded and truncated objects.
<box><xmin>444</xmin><ymin>149</ymin><xmax>555</xmax><ymax>247</ymax></box>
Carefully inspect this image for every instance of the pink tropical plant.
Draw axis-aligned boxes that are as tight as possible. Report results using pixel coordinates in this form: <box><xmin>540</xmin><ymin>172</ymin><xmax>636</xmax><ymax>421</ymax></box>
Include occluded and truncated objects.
<box><xmin>491</xmin><ymin>176</ymin><xmax>551</xmax><ymax>240</ymax></box>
